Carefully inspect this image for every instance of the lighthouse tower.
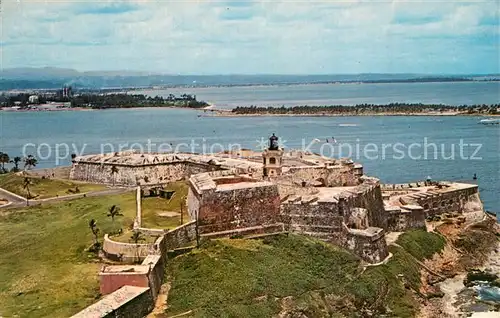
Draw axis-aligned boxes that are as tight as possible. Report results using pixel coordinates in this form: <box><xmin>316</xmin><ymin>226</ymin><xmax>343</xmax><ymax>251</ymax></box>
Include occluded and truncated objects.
<box><xmin>262</xmin><ymin>133</ymin><xmax>284</xmax><ymax>177</ymax></box>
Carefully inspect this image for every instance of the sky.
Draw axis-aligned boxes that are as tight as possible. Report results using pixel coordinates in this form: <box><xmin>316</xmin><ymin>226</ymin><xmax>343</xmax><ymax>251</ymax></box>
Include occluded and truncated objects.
<box><xmin>1</xmin><ymin>0</ymin><xmax>499</xmax><ymax>74</ymax></box>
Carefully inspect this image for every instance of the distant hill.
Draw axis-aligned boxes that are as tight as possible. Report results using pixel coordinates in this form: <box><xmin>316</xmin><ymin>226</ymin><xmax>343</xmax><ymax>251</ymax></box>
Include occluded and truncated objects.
<box><xmin>0</xmin><ymin>67</ymin><xmax>498</xmax><ymax>90</ymax></box>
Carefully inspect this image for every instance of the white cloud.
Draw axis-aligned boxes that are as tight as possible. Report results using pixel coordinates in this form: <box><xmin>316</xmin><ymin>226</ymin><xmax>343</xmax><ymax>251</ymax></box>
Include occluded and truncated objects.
<box><xmin>1</xmin><ymin>0</ymin><xmax>498</xmax><ymax>73</ymax></box>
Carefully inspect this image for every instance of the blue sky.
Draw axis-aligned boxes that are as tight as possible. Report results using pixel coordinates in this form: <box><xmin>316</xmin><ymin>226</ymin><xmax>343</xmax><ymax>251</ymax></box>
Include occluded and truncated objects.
<box><xmin>1</xmin><ymin>0</ymin><xmax>499</xmax><ymax>74</ymax></box>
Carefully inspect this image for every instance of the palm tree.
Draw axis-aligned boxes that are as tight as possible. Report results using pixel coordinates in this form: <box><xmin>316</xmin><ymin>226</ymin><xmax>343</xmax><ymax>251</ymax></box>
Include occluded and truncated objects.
<box><xmin>130</xmin><ymin>231</ymin><xmax>145</xmax><ymax>244</ymax></box>
<box><xmin>110</xmin><ymin>165</ymin><xmax>119</xmax><ymax>186</ymax></box>
<box><xmin>89</xmin><ymin>219</ymin><xmax>100</xmax><ymax>246</ymax></box>
<box><xmin>11</xmin><ymin>156</ymin><xmax>21</xmax><ymax>172</ymax></box>
<box><xmin>107</xmin><ymin>205</ymin><xmax>123</xmax><ymax>223</ymax></box>
<box><xmin>0</xmin><ymin>152</ymin><xmax>10</xmax><ymax>173</ymax></box>
<box><xmin>23</xmin><ymin>177</ymin><xmax>32</xmax><ymax>206</ymax></box>
<box><xmin>23</xmin><ymin>155</ymin><xmax>38</xmax><ymax>170</ymax></box>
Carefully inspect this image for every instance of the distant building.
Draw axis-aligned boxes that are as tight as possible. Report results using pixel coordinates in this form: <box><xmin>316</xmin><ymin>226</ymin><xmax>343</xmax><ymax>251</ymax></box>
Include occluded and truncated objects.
<box><xmin>62</xmin><ymin>86</ymin><xmax>73</xmax><ymax>98</ymax></box>
<box><xmin>28</xmin><ymin>95</ymin><xmax>39</xmax><ymax>104</ymax></box>
<box><xmin>37</xmin><ymin>102</ymin><xmax>71</xmax><ymax>110</ymax></box>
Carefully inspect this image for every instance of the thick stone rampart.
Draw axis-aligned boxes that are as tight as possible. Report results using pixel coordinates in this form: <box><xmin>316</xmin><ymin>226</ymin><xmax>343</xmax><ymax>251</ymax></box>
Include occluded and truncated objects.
<box><xmin>70</xmin><ymin>152</ymin><xmax>262</xmax><ymax>186</ymax></box>
<box><xmin>70</xmin><ymin>161</ymin><xmax>216</xmax><ymax>186</ymax></box>
<box><xmin>341</xmin><ymin>224</ymin><xmax>389</xmax><ymax>263</ymax></box>
<box><xmin>385</xmin><ymin>205</ymin><xmax>426</xmax><ymax>232</ymax></box>
<box><xmin>281</xmin><ymin>200</ymin><xmax>343</xmax><ymax>239</ymax></box>
<box><xmin>193</xmin><ymin>182</ymin><xmax>281</xmax><ymax>234</ymax></box>
<box><xmin>399</xmin><ymin>185</ymin><xmax>480</xmax><ymax>217</ymax></box>
<box><xmin>281</xmin><ymin>181</ymin><xmax>390</xmax><ymax>262</ymax></box>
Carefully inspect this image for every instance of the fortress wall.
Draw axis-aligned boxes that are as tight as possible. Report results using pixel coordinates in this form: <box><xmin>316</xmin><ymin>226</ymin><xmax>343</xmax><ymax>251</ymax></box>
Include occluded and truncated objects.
<box><xmin>187</xmin><ymin>184</ymin><xmax>201</xmax><ymax>220</ymax></box>
<box><xmin>385</xmin><ymin>207</ymin><xmax>426</xmax><ymax>232</ymax></box>
<box><xmin>281</xmin><ymin>165</ymin><xmax>361</xmax><ymax>187</ymax></box>
<box><xmin>163</xmin><ymin>220</ymin><xmax>197</xmax><ymax>252</ymax></box>
<box><xmin>143</xmin><ymin>255</ymin><xmax>164</xmax><ymax>300</ymax></box>
<box><xmin>277</xmin><ymin>183</ymin><xmax>319</xmax><ymax>199</ymax></box>
<box><xmin>197</xmin><ymin>185</ymin><xmax>281</xmax><ymax>234</ymax></box>
<box><xmin>340</xmin><ymin>183</ymin><xmax>387</xmax><ymax>230</ymax></box>
<box><xmin>281</xmin><ymin>201</ymin><xmax>343</xmax><ymax>235</ymax></box>
<box><xmin>408</xmin><ymin>186</ymin><xmax>480</xmax><ymax>217</ymax></box>
<box><xmin>70</xmin><ymin>161</ymin><xmax>223</xmax><ymax>186</ymax></box>
<box><xmin>342</xmin><ymin>228</ymin><xmax>389</xmax><ymax>263</ymax></box>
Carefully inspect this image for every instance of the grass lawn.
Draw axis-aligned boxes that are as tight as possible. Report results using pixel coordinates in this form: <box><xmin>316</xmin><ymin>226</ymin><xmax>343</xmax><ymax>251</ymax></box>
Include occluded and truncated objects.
<box><xmin>0</xmin><ymin>173</ymin><xmax>106</xmax><ymax>200</ymax></box>
<box><xmin>110</xmin><ymin>230</ymin><xmax>161</xmax><ymax>244</ymax></box>
<box><xmin>0</xmin><ymin>192</ymin><xmax>137</xmax><ymax>318</ymax></box>
<box><xmin>141</xmin><ymin>181</ymin><xmax>190</xmax><ymax>229</ymax></box>
<box><xmin>165</xmin><ymin>233</ymin><xmax>434</xmax><ymax>318</ymax></box>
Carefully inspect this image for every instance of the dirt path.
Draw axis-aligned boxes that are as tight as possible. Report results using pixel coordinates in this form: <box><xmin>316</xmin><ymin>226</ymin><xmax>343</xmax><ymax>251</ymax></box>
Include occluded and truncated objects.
<box><xmin>147</xmin><ymin>283</ymin><xmax>170</xmax><ymax>318</ymax></box>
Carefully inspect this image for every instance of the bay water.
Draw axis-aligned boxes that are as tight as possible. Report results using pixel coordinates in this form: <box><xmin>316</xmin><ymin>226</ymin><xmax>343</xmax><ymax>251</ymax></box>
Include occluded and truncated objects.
<box><xmin>0</xmin><ymin>82</ymin><xmax>498</xmax><ymax>215</ymax></box>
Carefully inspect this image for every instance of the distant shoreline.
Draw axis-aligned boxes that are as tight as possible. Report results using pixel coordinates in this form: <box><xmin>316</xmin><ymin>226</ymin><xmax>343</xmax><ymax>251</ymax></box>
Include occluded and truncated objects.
<box><xmin>2</xmin><ymin>104</ymin><xmax>499</xmax><ymax>118</ymax></box>
<box><xmin>210</xmin><ymin>103</ymin><xmax>500</xmax><ymax>118</ymax></box>
<box><xmin>3</xmin><ymin>76</ymin><xmax>499</xmax><ymax>92</ymax></box>
<box><xmin>3</xmin><ymin>108</ymin><xmax>499</xmax><ymax>118</ymax></box>
<box><xmin>209</xmin><ymin>111</ymin><xmax>500</xmax><ymax>118</ymax></box>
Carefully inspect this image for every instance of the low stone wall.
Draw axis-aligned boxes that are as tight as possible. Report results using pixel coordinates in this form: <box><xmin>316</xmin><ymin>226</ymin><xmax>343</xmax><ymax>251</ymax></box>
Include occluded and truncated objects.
<box><xmin>134</xmin><ymin>227</ymin><xmax>167</xmax><ymax>236</ymax></box>
<box><xmin>143</xmin><ymin>255</ymin><xmax>164</xmax><ymax>299</ymax></box>
<box><xmin>163</xmin><ymin>220</ymin><xmax>197</xmax><ymax>252</ymax></box>
<box><xmin>102</xmin><ymin>234</ymin><xmax>154</xmax><ymax>263</ymax></box>
<box><xmin>71</xmin><ymin>286</ymin><xmax>153</xmax><ymax>318</ymax></box>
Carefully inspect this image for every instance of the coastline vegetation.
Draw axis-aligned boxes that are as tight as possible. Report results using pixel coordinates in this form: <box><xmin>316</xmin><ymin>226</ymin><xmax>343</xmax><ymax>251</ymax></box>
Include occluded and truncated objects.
<box><xmin>231</xmin><ymin>103</ymin><xmax>500</xmax><ymax>115</ymax></box>
<box><xmin>1</xmin><ymin>92</ymin><xmax>209</xmax><ymax>109</ymax></box>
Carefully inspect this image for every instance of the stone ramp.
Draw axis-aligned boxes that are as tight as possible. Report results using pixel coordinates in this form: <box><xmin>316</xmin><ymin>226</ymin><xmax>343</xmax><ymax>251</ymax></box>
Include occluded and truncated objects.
<box><xmin>71</xmin><ymin>286</ymin><xmax>152</xmax><ymax>318</ymax></box>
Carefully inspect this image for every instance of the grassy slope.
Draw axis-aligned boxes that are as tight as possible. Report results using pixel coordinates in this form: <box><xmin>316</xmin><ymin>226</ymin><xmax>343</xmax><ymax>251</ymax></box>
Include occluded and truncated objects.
<box><xmin>396</xmin><ymin>229</ymin><xmax>446</xmax><ymax>261</ymax></box>
<box><xmin>141</xmin><ymin>181</ymin><xmax>190</xmax><ymax>229</ymax></box>
<box><xmin>0</xmin><ymin>173</ymin><xmax>106</xmax><ymax>199</ymax></box>
<box><xmin>166</xmin><ymin>230</ymin><xmax>446</xmax><ymax>318</ymax></box>
<box><xmin>0</xmin><ymin>192</ymin><xmax>136</xmax><ymax>318</ymax></box>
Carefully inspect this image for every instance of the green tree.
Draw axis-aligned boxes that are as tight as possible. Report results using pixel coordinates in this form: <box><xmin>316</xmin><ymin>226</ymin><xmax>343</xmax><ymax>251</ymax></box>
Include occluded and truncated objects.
<box><xmin>130</xmin><ymin>231</ymin><xmax>145</xmax><ymax>244</ymax></box>
<box><xmin>107</xmin><ymin>205</ymin><xmax>123</xmax><ymax>223</ymax></box>
<box><xmin>23</xmin><ymin>155</ymin><xmax>38</xmax><ymax>170</ymax></box>
<box><xmin>11</xmin><ymin>156</ymin><xmax>21</xmax><ymax>172</ymax></box>
<box><xmin>23</xmin><ymin>177</ymin><xmax>32</xmax><ymax>205</ymax></box>
<box><xmin>0</xmin><ymin>152</ymin><xmax>10</xmax><ymax>173</ymax></box>
<box><xmin>88</xmin><ymin>219</ymin><xmax>100</xmax><ymax>246</ymax></box>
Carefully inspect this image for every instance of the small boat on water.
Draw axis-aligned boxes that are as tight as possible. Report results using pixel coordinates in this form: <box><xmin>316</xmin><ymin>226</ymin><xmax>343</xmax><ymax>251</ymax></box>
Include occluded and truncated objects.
<box><xmin>479</xmin><ymin>118</ymin><xmax>500</xmax><ymax>125</ymax></box>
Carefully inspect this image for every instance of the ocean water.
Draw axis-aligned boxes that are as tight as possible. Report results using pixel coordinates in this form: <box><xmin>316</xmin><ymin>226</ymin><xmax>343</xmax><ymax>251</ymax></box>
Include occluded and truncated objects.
<box><xmin>0</xmin><ymin>107</ymin><xmax>498</xmax><ymax>216</ymax></box>
<box><xmin>136</xmin><ymin>81</ymin><xmax>500</xmax><ymax>108</ymax></box>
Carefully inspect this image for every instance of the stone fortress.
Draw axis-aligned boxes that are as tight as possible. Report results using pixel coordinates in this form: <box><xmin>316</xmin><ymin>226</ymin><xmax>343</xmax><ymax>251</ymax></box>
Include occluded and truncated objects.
<box><xmin>70</xmin><ymin>134</ymin><xmax>483</xmax><ymax>264</ymax></box>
